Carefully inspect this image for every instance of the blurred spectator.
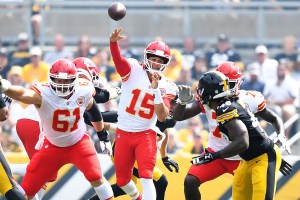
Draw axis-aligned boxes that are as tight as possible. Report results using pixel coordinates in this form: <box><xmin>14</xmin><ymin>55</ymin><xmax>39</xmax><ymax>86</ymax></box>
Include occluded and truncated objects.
<box><xmin>118</xmin><ymin>32</ymin><xmax>140</xmax><ymax>61</ymax></box>
<box><xmin>181</xmin><ymin>36</ymin><xmax>200</xmax><ymax>69</ymax></box>
<box><xmin>8</xmin><ymin>32</ymin><xmax>31</xmax><ymax>67</ymax></box>
<box><xmin>73</xmin><ymin>35</ymin><xmax>94</xmax><ymax>58</ymax></box>
<box><xmin>206</xmin><ymin>33</ymin><xmax>242</xmax><ymax>69</ymax></box>
<box><xmin>92</xmin><ymin>48</ymin><xmax>119</xmax><ymax>85</ymax></box>
<box><xmin>240</xmin><ymin>64</ymin><xmax>265</xmax><ymax>93</ymax></box>
<box><xmin>247</xmin><ymin>45</ymin><xmax>278</xmax><ymax>84</ymax></box>
<box><xmin>43</xmin><ymin>34</ymin><xmax>73</xmax><ymax>65</ymax></box>
<box><xmin>163</xmin><ymin>49</ymin><xmax>183</xmax><ymax>82</ymax></box>
<box><xmin>291</xmin><ymin>54</ymin><xmax>300</xmax><ymax>81</ymax></box>
<box><xmin>22</xmin><ymin>46</ymin><xmax>49</xmax><ymax>85</ymax></box>
<box><xmin>0</xmin><ymin>131</ymin><xmax>23</xmax><ymax>152</ymax></box>
<box><xmin>31</xmin><ymin>3</ymin><xmax>42</xmax><ymax>45</ymax></box>
<box><xmin>0</xmin><ymin>48</ymin><xmax>10</xmax><ymax>79</ymax></box>
<box><xmin>177</xmin><ymin>116</ymin><xmax>204</xmax><ymax>144</ymax></box>
<box><xmin>274</xmin><ymin>35</ymin><xmax>298</xmax><ymax>64</ymax></box>
<box><xmin>175</xmin><ymin>67</ymin><xmax>196</xmax><ymax>86</ymax></box>
<box><xmin>182</xmin><ymin>127</ymin><xmax>208</xmax><ymax>155</ymax></box>
<box><xmin>191</xmin><ymin>54</ymin><xmax>208</xmax><ymax>81</ymax></box>
<box><xmin>263</xmin><ymin>61</ymin><xmax>299</xmax><ymax>138</ymax></box>
<box><xmin>7</xmin><ymin>66</ymin><xmax>25</xmax><ymax>87</ymax></box>
<box><xmin>166</xmin><ymin>128</ymin><xmax>183</xmax><ymax>154</ymax></box>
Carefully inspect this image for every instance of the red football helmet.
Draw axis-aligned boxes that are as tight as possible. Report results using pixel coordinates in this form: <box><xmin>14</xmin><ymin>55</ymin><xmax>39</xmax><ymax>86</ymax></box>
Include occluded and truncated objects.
<box><xmin>144</xmin><ymin>41</ymin><xmax>171</xmax><ymax>73</ymax></box>
<box><xmin>215</xmin><ymin>61</ymin><xmax>243</xmax><ymax>92</ymax></box>
<box><xmin>73</xmin><ymin>57</ymin><xmax>100</xmax><ymax>84</ymax></box>
<box><xmin>49</xmin><ymin>59</ymin><xmax>77</xmax><ymax>97</ymax></box>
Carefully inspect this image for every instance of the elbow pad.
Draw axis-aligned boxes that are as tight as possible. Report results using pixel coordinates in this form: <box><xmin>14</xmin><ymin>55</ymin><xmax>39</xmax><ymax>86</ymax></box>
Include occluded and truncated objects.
<box><xmin>86</xmin><ymin>99</ymin><xmax>103</xmax><ymax>122</ymax></box>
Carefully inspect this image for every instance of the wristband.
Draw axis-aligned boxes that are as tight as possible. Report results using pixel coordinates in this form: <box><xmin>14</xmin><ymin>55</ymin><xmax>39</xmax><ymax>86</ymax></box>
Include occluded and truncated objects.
<box><xmin>0</xmin><ymin>79</ymin><xmax>11</xmax><ymax>92</ymax></box>
<box><xmin>153</xmin><ymin>88</ymin><xmax>163</xmax><ymax>104</ymax></box>
<box><xmin>178</xmin><ymin>99</ymin><xmax>188</xmax><ymax>105</ymax></box>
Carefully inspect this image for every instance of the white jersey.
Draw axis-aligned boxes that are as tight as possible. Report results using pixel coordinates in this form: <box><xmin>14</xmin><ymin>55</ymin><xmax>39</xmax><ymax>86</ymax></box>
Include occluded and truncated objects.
<box><xmin>203</xmin><ymin>89</ymin><xmax>266</xmax><ymax>160</ymax></box>
<box><xmin>20</xmin><ymin>104</ymin><xmax>41</xmax><ymax>122</ymax></box>
<box><xmin>31</xmin><ymin>80</ymin><xmax>95</xmax><ymax>147</ymax></box>
<box><xmin>117</xmin><ymin>58</ymin><xmax>177</xmax><ymax>132</ymax></box>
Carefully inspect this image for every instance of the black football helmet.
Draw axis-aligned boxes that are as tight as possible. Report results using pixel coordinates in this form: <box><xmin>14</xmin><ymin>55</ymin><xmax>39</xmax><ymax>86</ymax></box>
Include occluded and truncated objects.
<box><xmin>197</xmin><ymin>71</ymin><xmax>232</xmax><ymax>104</ymax></box>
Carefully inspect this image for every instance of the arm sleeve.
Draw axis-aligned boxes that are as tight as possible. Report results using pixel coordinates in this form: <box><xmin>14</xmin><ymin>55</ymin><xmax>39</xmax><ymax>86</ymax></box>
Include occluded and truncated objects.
<box><xmin>110</xmin><ymin>41</ymin><xmax>131</xmax><ymax>78</ymax></box>
<box><xmin>93</xmin><ymin>87</ymin><xmax>110</xmax><ymax>103</ymax></box>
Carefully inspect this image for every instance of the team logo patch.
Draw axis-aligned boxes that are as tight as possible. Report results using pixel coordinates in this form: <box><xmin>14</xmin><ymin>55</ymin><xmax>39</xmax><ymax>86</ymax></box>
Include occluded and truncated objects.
<box><xmin>76</xmin><ymin>96</ymin><xmax>85</xmax><ymax>106</ymax></box>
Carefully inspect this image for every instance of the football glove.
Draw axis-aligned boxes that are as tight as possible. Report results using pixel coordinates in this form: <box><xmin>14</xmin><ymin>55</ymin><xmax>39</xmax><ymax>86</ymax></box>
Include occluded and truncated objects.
<box><xmin>108</xmin><ymin>87</ymin><xmax>121</xmax><ymax>100</ymax></box>
<box><xmin>177</xmin><ymin>85</ymin><xmax>194</xmax><ymax>105</ymax></box>
<box><xmin>1</xmin><ymin>93</ymin><xmax>12</xmax><ymax>108</ymax></box>
<box><xmin>0</xmin><ymin>77</ymin><xmax>11</xmax><ymax>92</ymax></box>
<box><xmin>100</xmin><ymin>140</ymin><xmax>113</xmax><ymax>157</ymax></box>
<box><xmin>273</xmin><ymin>133</ymin><xmax>291</xmax><ymax>155</ymax></box>
<box><xmin>96</xmin><ymin>129</ymin><xmax>109</xmax><ymax>142</ymax></box>
<box><xmin>162</xmin><ymin>156</ymin><xmax>179</xmax><ymax>173</ymax></box>
<box><xmin>191</xmin><ymin>149</ymin><xmax>219</xmax><ymax>166</ymax></box>
<box><xmin>280</xmin><ymin>158</ymin><xmax>293</xmax><ymax>176</ymax></box>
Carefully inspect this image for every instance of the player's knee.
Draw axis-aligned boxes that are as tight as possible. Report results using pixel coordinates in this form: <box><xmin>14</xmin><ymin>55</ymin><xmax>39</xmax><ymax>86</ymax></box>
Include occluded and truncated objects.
<box><xmin>156</xmin><ymin>174</ymin><xmax>168</xmax><ymax>189</ymax></box>
<box><xmin>184</xmin><ymin>174</ymin><xmax>200</xmax><ymax>189</ymax></box>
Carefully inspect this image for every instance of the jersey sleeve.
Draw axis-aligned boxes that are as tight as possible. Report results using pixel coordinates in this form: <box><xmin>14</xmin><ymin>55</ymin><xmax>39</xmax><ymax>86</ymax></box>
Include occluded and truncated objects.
<box><xmin>30</xmin><ymin>82</ymin><xmax>49</xmax><ymax>96</ymax></box>
<box><xmin>216</xmin><ymin>102</ymin><xmax>239</xmax><ymax>124</ymax></box>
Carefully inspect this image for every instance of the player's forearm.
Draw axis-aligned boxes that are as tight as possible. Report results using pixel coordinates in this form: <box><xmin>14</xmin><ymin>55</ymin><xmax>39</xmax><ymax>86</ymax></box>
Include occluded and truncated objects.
<box><xmin>159</xmin><ymin>129</ymin><xmax>169</xmax><ymax>158</ymax></box>
<box><xmin>173</xmin><ymin>104</ymin><xmax>187</xmax><ymax>121</ymax></box>
<box><xmin>5</xmin><ymin>86</ymin><xmax>37</xmax><ymax>105</ymax></box>
<box><xmin>154</xmin><ymin>104</ymin><xmax>168</xmax><ymax>122</ymax></box>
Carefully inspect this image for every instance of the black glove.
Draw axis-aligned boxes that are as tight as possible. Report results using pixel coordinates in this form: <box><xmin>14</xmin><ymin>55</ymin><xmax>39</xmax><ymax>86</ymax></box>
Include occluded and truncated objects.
<box><xmin>96</xmin><ymin>129</ymin><xmax>109</xmax><ymax>142</ymax></box>
<box><xmin>191</xmin><ymin>149</ymin><xmax>220</xmax><ymax>166</ymax></box>
<box><xmin>280</xmin><ymin>158</ymin><xmax>293</xmax><ymax>176</ymax></box>
<box><xmin>162</xmin><ymin>156</ymin><xmax>179</xmax><ymax>173</ymax></box>
<box><xmin>156</xmin><ymin>118</ymin><xmax>176</xmax><ymax>132</ymax></box>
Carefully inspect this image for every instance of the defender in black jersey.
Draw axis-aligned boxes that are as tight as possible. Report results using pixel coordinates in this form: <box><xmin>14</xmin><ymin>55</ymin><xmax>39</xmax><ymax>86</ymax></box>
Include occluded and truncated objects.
<box><xmin>194</xmin><ymin>71</ymin><xmax>282</xmax><ymax>200</ymax></box>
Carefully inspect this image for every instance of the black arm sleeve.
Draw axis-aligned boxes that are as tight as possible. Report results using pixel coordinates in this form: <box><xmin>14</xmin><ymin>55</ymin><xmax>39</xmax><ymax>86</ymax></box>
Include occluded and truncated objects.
<box><xmin>84</xmin><ymin>110</ymin><xmax>118</xmax><ymax>126</ymax></box>
<box><xmin>85</xmin><ymin>99</ymin><xmax>103</xmax><ymax>122</ymax></box>
<box><xmin>156</xmin><ymin>118</ymin><xmax>177</xmax><ymax>132</ymax></box>
<box><xmin>93</xmin><ymin>87</ymin><xmax>110</xmax><ymax>103</ymax></box>
<box><xmin>102</xmin><ymin>111</ymin><xmax>118</xmax><ymax>123</ymax></box>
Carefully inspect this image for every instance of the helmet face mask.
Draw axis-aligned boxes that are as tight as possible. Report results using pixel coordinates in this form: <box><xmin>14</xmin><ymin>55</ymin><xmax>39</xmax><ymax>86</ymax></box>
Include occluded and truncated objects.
<box><xmin>197</xmin><ymin>71</ymin><xmax>231</xmax><ymax>105</ymax></box>
<box><xmin>49</xmin><ymin>59</ymin><xmax>77</xmax><ymax>97</ymax></box>
<box><xmin>144</xmin><ymin>41</ymin><xmax>171</xmax><ymax>74</ymax></box>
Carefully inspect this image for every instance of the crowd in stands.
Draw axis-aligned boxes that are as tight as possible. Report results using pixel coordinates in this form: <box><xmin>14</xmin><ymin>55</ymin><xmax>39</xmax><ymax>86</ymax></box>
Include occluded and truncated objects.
<box><xmin>0</xmin><ymin>31</ymin><xmax>299</xmax><ymax>156</ymax></box>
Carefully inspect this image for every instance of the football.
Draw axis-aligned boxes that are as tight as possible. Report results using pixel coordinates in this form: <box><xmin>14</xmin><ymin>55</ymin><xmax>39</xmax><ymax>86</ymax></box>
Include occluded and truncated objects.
<box><xmin>108</xmin><ymin>2</ymin><xmax>126</xmax><ymax>21</ymax></box>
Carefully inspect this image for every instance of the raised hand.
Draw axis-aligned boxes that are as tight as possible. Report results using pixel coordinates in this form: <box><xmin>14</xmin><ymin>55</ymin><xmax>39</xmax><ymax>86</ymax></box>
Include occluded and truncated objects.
<box><xmin>178</xmin><ymin>85</ymin><xmax>194</xmax><ymax>105</ymax></box>
<box><xmin>110</xmin><ymin>28</ymin><xmax>125</xmax><ymax>42</ymax></box>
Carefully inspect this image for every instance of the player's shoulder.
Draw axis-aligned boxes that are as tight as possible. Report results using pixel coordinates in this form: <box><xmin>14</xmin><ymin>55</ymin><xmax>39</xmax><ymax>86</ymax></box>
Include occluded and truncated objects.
<box><xmin>216</xmin><ymin>100</ymin><xmax>239</xmax><ymax>123</ymax></box>
<box><xmin>30</xmin><ymin>82</ymin><xmax>50</xmax><ymax>95</ymax></box>
<box><xmin>238</xmin><ymin>89</ymin><xmax>264</xmax><ymax>100</ymax></box>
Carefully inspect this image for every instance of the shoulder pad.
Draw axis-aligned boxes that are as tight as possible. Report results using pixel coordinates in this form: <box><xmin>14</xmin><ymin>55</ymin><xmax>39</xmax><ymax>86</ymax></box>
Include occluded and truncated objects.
<box><xmin>216</xmin><ymin>101</ymin><xmax>239</xmax><ymax>123</ymax></box>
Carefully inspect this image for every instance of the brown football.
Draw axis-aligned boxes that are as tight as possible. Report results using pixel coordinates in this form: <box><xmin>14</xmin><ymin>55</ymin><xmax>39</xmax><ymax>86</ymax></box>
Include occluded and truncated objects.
<box><xmin>108</xmin><ymin>2</ymin><xmax>126</xmax><ymax>21</ymax></box>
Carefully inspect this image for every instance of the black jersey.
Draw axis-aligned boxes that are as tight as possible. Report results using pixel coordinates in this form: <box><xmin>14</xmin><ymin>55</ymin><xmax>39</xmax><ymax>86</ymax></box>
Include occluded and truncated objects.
<box><xmin>216</xmin><ymin>99</ymin><xmax>273</xmax><ymax>161</ymax></box>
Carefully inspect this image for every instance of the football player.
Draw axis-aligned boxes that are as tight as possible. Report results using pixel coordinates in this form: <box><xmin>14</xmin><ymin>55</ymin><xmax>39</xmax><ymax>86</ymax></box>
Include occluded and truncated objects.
<box><xmin>0</xmin><ymin>59</ymin><xmax>114</xmax><ymax>199</ymax></box>
<box><xmin>173</xmin><ymin>61</ymin><xmax>292</xmax><ymax>200</ymax></box>
<box><xmin>193</xmin><ymin>71</ymin><xmax>281</xmax><ymax>199</ymax></box>
<box><xmin>109</xmin><ymin>27</ymin><xmax>177</xmax><ymax>200</ymax></box>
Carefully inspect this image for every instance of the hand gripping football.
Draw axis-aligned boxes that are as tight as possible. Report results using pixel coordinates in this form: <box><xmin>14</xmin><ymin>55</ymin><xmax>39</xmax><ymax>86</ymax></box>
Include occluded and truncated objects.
<box><xmin>108</xmin><ymin>2</ymin><xmax>126</xmax><ymax>21</ymax></box>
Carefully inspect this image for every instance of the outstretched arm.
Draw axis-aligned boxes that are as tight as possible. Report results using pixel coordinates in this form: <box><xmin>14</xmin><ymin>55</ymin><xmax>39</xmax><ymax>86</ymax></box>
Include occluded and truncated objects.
<box><xmin>1</xmin><ymin>78</ymin><xmax>41</xmax><ymax>106</ymax></box>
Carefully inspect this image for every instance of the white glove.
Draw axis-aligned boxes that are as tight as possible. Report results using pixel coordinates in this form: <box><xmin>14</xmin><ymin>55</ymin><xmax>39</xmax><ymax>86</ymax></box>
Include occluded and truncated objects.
<box><xmin>177</xmin><ymin>85</ymin><xmax>194</xmax><ymax>105</ymax></box>
<box><xmin>1</xmin><ymin>93</ymin><xmax>12</xmax><ymax>108</ymax></box>
<box><xmin>100</xmin><ymin>141</ymin><xmax>113</xmax><ymax>157</ymax></box>
<box><xmin>108</xmin><ymin>87</ymin><xmax>121</xmax><ymax>100</ymax></box>
<box><xmin>0</xmin><ymin>77</ymin><xmax>11</xmax><ymax>92</ymax></box>
<box><xmin>273</xmin><ymin>133</ymin><xmax>291</xmax><ymax>155</ymax></box>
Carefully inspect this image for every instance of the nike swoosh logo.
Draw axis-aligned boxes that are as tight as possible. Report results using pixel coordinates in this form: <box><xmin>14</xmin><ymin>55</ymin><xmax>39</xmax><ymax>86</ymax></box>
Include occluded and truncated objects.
<box><xmin>223</xmin><ymin>108</ymin><xmax>229</xmax><ymax>112</ymax></box>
